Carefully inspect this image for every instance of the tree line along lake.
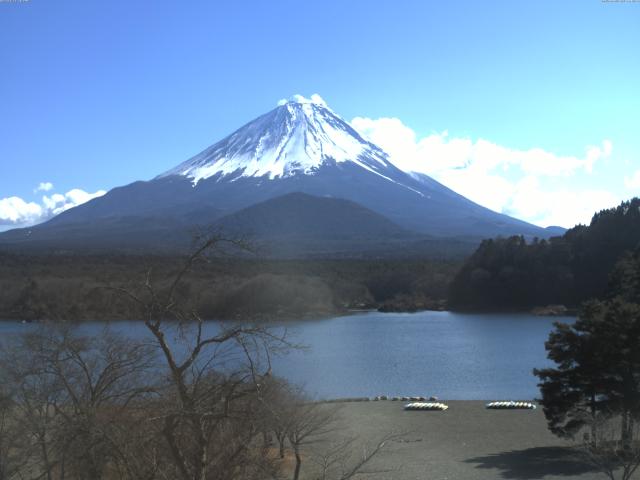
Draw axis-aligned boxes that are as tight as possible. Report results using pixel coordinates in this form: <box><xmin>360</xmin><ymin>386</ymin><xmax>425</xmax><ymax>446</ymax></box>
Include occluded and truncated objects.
<box><xmin>0</xmin><ymin>310</ymin><xmax>571</xmax><ymax>400</ymax></box>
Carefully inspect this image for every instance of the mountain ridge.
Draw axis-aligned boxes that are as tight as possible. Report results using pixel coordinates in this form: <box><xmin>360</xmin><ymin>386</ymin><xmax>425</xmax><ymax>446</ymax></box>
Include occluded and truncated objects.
<box><xmin>0</xmin><ymin>98</ymin><xmax>563</xmax><ymax>255</ymax></box>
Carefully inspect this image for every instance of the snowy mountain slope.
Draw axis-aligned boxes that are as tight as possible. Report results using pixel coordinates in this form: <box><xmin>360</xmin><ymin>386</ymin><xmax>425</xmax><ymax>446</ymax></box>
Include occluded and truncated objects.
<box><xmin>161</xmin><ymin>101</ymin><xmax>396</xmax><ymax>182</ymax></box>
<box><xmin>158</xmin><ymin>100</ymin><xmax>425</xmax><ymax>199</ymax></box>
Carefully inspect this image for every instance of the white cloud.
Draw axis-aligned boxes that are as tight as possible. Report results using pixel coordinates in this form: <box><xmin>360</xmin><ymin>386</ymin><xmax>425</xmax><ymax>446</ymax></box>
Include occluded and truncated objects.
<box><xmin>502</xmin><ymin>177</ymin><xmax>618</xmax><ymax>228</ymax></box>
<box><xmin>0</xmin><ymin>187</ymin><xmax>106</xmax><ymax>228</ymax></box>
<box><xmin>277</xmin><ymin>93</ymin><xmax>327</xmax><ymax>107</ymax></box>
<box><xmin>0</xmin><ymin>197</ymin><xmax>43</xmax><ymax>225</ymax></box>
<box><xmin>35</xmin><ymin>181</ymin><xmax>54</xmax><ymax>192</ymax></box>
<box><xmin>624</xmin><ymin>170</ymin><xmax>640</xmax><ymax>190</ymax></box>
<box><xmin>351</xmin><ymin>116</ymin><xmax>617</xmax><ymax>228</ymax></box>
<box><xmin>42</xmin><ymin>188</ymin><xmax>106</xmax><ymax>216</ymax></box>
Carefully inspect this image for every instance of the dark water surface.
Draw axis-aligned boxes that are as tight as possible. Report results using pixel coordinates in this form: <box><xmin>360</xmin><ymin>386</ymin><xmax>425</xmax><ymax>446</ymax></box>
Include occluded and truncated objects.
<box><xmin>0</xmin><ymin>311</ymin><xmax>571</xmax><ymax>400</ymax></box>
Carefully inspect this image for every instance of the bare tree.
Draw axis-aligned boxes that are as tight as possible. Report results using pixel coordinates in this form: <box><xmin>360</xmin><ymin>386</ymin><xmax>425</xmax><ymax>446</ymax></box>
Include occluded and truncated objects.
<box><xmin>2</xmin><ymin>330</ymin><xmax>66</xmax><ymax>480</ymax></box>
<box><xmin>250</xmin><ymin>374</ymin><xmax>289</xmax><ymax>458</ymax></box>
<box><xmin>285</xmin><ymin>398</ymin><xmax>339</xmax><ymax>480</ymax></box>
<box><xmin>0</xmin><ymin>386</ymin><xmax>27</xmax><ymax>480</ymax></box>
<box><xmin>0</xmin><ymin>325</ymin><xmax>158</xmax><ymax>480</ymax></box>
<box><xmin>580</xmin><ymin>411</ymin><xmax>640</xmax><ymax>480</ymax></box>
<box><xmin>116</xmin><ymin>234</ymin><xmax>291</xmax><ymax>480</ymax></box>
<box><xmin>276</xmin><ymin>390</ymin><xmax>399</xmax><ymax>480</ymax></box>
<box><xmin>309</xmin><ymin>433</ymin><xmax>400</xmax><ymax>480</ymax></box>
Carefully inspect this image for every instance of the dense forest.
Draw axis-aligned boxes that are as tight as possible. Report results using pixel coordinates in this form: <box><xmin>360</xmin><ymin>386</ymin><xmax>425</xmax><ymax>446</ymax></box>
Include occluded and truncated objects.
<box><xmin>0</xmin><ymin>253</ymin><xmax>458</xmax><ymax>321</ymax></box>
<box><xmin>449</xmin><ymin>198</ymin><xmax>640</xmax><ymax>311</ymax></box>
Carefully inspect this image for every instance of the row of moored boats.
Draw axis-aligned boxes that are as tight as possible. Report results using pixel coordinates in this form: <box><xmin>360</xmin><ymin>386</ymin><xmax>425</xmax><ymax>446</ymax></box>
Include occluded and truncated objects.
<box><xmin>404</xmin><ymin>400</ymin><xmax>537</xmax><ymax>411</ymax></box>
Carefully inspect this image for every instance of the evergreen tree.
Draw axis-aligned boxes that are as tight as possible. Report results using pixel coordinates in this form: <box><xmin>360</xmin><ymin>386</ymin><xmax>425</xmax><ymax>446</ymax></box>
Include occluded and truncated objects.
<box><xmin>535</xmin><ymin>249</ymin><xmax>640</xmax><ymax>456</ymax></box>
<box><xmin>450</xmin><ymin>198</ymin><xmax>640</xmax><ymax>311</ymax></box>
<box><xmin>535</xmin><ymin>299</ymin><xmax>640</xmax><ymax>441</ymax></box>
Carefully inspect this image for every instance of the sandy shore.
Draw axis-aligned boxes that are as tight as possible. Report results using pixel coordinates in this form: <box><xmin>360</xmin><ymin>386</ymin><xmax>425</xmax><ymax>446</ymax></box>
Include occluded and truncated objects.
<box><xmin>302</xmin><ymin>401</ymin><xmax>605</xmax><ymax>480</ymax></box>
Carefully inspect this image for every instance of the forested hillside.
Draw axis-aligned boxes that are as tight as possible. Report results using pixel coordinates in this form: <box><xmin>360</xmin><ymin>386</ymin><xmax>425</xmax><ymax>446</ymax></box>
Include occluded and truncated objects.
<box><xmin>449</xmin><ymin>198</ymin><xmax>640</xmax><ymax>311</ymax></box>
<box><xmin>0</xmin><ymin>254</ymin><xmax>458</xmax><ymax>321</ymax></box>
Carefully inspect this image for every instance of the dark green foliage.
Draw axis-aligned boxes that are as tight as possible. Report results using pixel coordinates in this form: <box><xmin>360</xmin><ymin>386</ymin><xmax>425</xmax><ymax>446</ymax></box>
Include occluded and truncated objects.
<box><xmin>534</xmin><ymin>300</ymin><xmax>640</xmax><ymax>438</ymax></box>
<box><xmin>0</xmin><ymin>254</ymin><xmax>460</xmax><ymax>321</ymax></box>
<box><xmin>606</xmin><ymin>250</ymin><xmax>640</xmax><ymax>303</ymax></box>
<box><xmin>534</xmin><ymin>251</ymin><xmax>640</xmax><ymax>442</ymax></box>
<box><xmin>449</xmin><ymin>198</ymin><xmax>640</xmax><ymax>310</ymax></box>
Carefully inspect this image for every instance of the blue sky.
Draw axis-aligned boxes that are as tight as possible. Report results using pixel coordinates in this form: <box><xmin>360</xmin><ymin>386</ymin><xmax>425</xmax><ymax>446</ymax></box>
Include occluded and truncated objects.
<box><xmin>1</xmin><ymin>0</ymin><xmax>639</xmax><ymax>229</ymax></box>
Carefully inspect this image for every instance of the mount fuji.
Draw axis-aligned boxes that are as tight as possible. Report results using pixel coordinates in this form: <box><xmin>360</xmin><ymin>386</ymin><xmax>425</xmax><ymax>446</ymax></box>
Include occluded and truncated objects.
<box><xmin>0</xmin><ymin>97</ymin><xmax>560</xmax><ymax>256</ymax></box>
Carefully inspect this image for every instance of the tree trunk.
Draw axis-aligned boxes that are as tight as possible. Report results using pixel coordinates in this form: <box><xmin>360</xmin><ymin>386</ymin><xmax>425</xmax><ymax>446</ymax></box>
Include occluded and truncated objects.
<box><xmin>293</xmin><ymin>445</ymin><xmax>302</xmax><ymax>480</ymax></box>
<box><xmin>590</xmin><ymin>392</ymin><xmax>597</xmax><ymax>446</ymax></box>
<box><xmin>196</xmin><ymin>443</ymin><xmax>207</xmax><ymax>480</ymax></box>
<box><xmin>40</xmin><ymin>436</ymin><xmax>53</xmax><ymax>480</ymax></box>
<box><xmin>621</xmin><ymin>410</ymin><xmax>631</xmax><ymax>450</ymax></box>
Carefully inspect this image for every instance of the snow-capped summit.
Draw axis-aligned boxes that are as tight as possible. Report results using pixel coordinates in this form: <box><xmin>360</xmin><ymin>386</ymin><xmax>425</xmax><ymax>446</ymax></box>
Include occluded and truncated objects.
<box><xmin>159</xmin><ymin>97</ymin><xmax>400</xmax><ymax>184</ymax></box>
<box><xmin>276</xmin><ymin>93</ymin><xmax>328</xmax><ymax>106</ymax></box>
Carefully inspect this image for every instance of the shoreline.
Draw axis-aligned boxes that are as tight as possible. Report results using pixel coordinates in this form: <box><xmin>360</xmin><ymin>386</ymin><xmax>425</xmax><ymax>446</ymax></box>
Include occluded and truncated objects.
<box><xmin>317</xmin><ymin>396</ymin><xmax>540</xmax><ymax>404</ymax></box>
<box><xmin>0</xmin><ymin>306</ymin><xmax>578</xmax><ymax>323</ymax></box>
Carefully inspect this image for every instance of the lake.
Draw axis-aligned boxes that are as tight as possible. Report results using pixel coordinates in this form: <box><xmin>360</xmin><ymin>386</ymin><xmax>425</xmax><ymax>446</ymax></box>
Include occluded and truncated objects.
<box><xmin>0</xmin><ymin>310</ymin><xmax>571</xmax><ymax>400</ymax></box>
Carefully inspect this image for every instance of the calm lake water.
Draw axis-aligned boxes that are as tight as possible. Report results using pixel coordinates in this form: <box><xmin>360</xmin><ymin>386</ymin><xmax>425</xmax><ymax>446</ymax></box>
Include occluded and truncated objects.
<box><xmin>0</xmin><ymin>311</ymin><xmax>572</xmax><ymax>400</ymax></box>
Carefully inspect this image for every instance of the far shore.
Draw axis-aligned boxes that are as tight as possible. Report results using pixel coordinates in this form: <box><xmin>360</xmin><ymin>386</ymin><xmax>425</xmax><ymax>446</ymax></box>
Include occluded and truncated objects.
<box><xmin>0</xmin><ymin>306</ymin><xmax>578</xmax><ymax>324</ymax></box>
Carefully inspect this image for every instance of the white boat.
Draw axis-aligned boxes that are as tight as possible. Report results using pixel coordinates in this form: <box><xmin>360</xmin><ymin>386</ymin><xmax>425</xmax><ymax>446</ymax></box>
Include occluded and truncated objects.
<box><xmin>404</xmin><ymin>402</ymin><xmax>448</xmax><ymax>411</ymax></box>
<box><xmin>485</xmin><ymin>401</ymin><xmax>536</xmax><ymax>409</ymax></box>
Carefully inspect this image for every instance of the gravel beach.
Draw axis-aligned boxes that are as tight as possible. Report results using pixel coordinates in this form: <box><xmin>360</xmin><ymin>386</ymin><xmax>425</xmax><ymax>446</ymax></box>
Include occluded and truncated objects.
<box><xmin>303</xmin><ymin>400</ymin><xmax>606</xmax><ymax>480</ymax></box>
